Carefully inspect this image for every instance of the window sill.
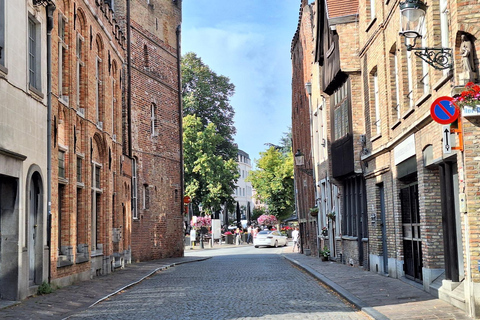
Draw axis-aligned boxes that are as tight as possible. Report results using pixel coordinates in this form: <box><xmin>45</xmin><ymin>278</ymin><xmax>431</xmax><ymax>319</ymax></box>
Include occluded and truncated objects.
<box><xmin>391</xmin><ymin>120</ymin><xmax>401</xmax><ymax>130</ymax></box>
<box><xmin>77</xmin><ymin>182</ymin><xmax>85</xmax><ymax>188</ymax></box>
<box><xmin>29</xmin><ymin>85</ymin><xmax>44</xmax><ymax>101</ymax></box>
<box><xmin>341</xmin><ymin>235</ymin><xmax>358</xmax><ymax>241</ymax></box>
<box><xmin>59</xmin><ymin>177</ymin><xmax>68</xmax><ymax>185</ymax></box>
<box><xmin>0</xmin><ymin>64</ymin><xmax>8</xmax><ymax>78</ymax></box>
<box><xmin>415</xmin><ymin>92</ymin><xmax>431</xmax><ymax>107</ymax></box>
<box><xmin>59</xmin><ymin>96</ymin><xmax>70</xmax><ymax>107</ymax></box>
<box><xmin>370</xmin><ymin>134</ymin><xmax>381</xmax><ymax>143</ymax></box>
<box><xmin>366</xmin><ymin>17</ymin><xmax>377</xmax><ymax>32</ymax></box>
<box><xmin>402</xmin><ymin>107</ymin><xmax>414</xmax><ymax>120</ymax></box>
<box><xmin>433</xmin><ymin>71</ymin><xmax>453</xmax><ymax>91</ymax></box>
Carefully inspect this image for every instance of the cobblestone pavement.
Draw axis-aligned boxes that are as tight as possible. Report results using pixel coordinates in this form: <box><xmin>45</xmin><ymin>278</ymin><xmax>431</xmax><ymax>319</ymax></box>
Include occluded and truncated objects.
<box><xmin>68</xmin><ymin>246</ymin><xmax>370</xmax><ymax>320</ymax></box>
<box><xmin>0</xmin><ymin>242</ymin><xmax>473</xmax><ymax>319</ymax></box>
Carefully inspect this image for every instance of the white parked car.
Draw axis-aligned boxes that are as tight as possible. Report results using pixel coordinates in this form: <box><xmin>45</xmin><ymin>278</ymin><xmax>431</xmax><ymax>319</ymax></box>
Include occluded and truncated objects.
<box><xmin>254</xmin><ymin>230</ymin><xmax>288</xmax><ymax>248</ymax></box>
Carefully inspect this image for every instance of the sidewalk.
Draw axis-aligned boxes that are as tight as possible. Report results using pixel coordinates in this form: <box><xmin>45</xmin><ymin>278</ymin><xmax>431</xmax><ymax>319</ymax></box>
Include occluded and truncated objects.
<box><xmin>283</xmin><ymin>252</ymin><xmax>472</xmax><ymax>320</ymax></box>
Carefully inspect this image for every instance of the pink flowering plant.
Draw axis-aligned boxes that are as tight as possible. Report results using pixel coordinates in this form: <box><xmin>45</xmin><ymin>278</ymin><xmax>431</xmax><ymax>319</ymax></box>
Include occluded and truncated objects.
<box><xmin>257</xmin><ymin>214</ymin><xmax>278</xmax><ymax>226</ymax></box>
<box><xmin>453</xmin><ymin>82</ymin><xmax>480</xmax><ymax>108</ymax></box>
<box><xmin>190</xmin><ymin>215</ymin><xmax>212</xmax><ymax>228</ymax></box>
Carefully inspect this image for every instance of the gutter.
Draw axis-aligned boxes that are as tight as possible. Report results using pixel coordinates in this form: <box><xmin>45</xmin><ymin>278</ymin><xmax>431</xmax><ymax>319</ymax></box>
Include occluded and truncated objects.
<box><xmin>176</xmin><ymin>25</ymin><xmax>184</xmax><ymax>216</ymax></box>
<box><xmin>126</xmin><ymin>0</ymin><xmax>132</xmax><ymax>157</ymax></box>
<box><xmin>45</xmin><ymin>0</ymin><xmax>56</xmax><ymax>283</ymax></box>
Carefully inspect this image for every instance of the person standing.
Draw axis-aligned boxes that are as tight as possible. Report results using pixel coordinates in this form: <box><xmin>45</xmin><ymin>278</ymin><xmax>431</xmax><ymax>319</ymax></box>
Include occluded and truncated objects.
<box><xmin>235</xmin><ymin>227</ymin><xmax>241</xmax><ymax>245</ymax></box>
<box><xmin>292</xmin><ymin>227</ymin><xmax>300</xmax><ymax>252</ymax></box>
<box><xmin>246</xmin><ymin>225</ymin><xmax>253</xmax><ymax>244</ymax></box>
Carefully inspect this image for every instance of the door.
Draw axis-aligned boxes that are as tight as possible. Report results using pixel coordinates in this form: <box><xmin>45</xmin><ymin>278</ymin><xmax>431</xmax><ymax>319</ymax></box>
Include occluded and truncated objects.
<box><xmin>401</xmin><ymin>184</ymin><xmax>423</xmax><ymax>282</ymax></box>
<box><xmin>379</xmin><ymin>184</ymin><xmax>388</xmax><ymax>274</ymax></box>
<box><xmin>29</xmin><ymin>175</ymin><xmax>41</xmax><ymax>285</ymax></box>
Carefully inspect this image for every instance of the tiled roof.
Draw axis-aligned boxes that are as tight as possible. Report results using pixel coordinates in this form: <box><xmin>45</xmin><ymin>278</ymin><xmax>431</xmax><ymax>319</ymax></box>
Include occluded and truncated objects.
<box><xmin>325</xmin><ymin>0</ymin><xmax>358</xmax><ymax>18</ymax></box>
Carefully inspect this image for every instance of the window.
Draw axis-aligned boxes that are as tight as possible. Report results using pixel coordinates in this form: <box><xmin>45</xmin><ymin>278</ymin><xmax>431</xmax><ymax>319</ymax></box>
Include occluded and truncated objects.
<box><xmin>76</xmin><ymin>32</ymin><xmax>85</xmax><ymax>109</ymax></box>
<box><xmin>59</xmin><ymin>151</ymin><xmax>66</xmax><ymax>179</ymax></box>
<box><xmin>143</xmin><ymin>184</ymin><xmax>149</xmax><ymax>209</ymax></box>
<box><xmin>77</xmin><ymin>157</ymin><xmax>82</xmax><ymax>182</ymax></box>
<box><xmin>440</xmin><ymin>0</ymin><xmax>449</xmax><ymax>76</ymax></box>
<box><xmin>372</xmin><ymin>70</ymin><xmax>381</xmax><ymax>135</ymax></box>
<box><xmin>95</xmin><ymin>56</ymin><xmax>102</xmax><ymax>125</ymax></box>
<box><xmin>342</xmin><ymin>176</ymin><xmax>366</xmax><ymax>238</ymax></box>
<box><xmin>420</xmin><ymin>23</ymin><xmax>429</xmax><ymax>95</ymax></box>
<box><xmin>370</xmin><ymin>0</ymin><xmax>376</xmax><ymax>20</ymax></box>
<box><xmin>406</xmin><ymin>50</ymin><xmax>414</xmax><ymax>109</ymax></box>
<box><xmin>28</xmin><ymin>16</ymin><xmax>41</xmax><ymax>91</ymax></box>
<box><xmin>151</xmin><ymin>103</ymin><xmax>158</xmax><ymax>136</ymax></box>
<box><xmin>112</xmin><ymin>65</ymin><xmax>117</xmax><ymax>137</ymax></box>
<box><xmin>132</xmin><ymin>158</ymin><xmax>138</xmax><ymax>219</ymax></box>
<box><xmin>332</xmin><ymin>80</ymin><xmax>350</xmax><ymax>140</ymax></box>
<box><xmin>392</xmin><ymin>48</ymin><xmax>401</xmax><ymax>121</ymax></box>
<box><xmin>91</xmin><ymin>163</ymin><xmax>102</xmax><ymax>250</ymax></box>
<box><xmin>58</xmin><ymin>13</ymin><xmax>68</xmax><ymax>100</ymax></box>
<box><xmin>0</xmin><ymin>0</ymin><xmax>5</xmax><ymax>67</ymax></box>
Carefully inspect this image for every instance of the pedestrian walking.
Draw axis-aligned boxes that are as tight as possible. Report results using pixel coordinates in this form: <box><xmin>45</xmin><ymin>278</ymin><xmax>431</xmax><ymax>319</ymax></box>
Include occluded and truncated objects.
<box><xmin>292</xmin><ymin>227</ymin><xmax>300</xmax><ymax>252</ymax></box>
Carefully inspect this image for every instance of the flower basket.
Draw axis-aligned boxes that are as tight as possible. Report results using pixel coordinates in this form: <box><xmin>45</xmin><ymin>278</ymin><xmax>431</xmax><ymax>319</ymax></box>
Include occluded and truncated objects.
<box><xmin>454</xmin><ymin>82</ymin><xmax>480</xmax><ymax>110</ymax></box>
<box><xmin>321</xmin><ymin>227</ymin><xmax>328</xmax><ymax>236</ymax></box>
<box><xmin>326</xmin><ymin>211</ymin><xmax>336</xmax><ymax>222</ymax></box>
<box><xmin>310</xmin><ymin>207</ymin><xmax>319</xmax><ymax>217</ymax></box>
<box><xmin>257</xmin><ymin>214</ymin><xmax>278</xmax><ymax>226</ymax></box>
<box><xmin>319</xmin><ymin>245</ymin><xmax>330</xmax><ymax>261</ymax></box>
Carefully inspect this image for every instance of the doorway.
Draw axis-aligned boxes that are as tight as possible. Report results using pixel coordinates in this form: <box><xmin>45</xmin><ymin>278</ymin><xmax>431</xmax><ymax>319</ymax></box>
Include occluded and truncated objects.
<box><xmin>400</xmin><ymin>184</ymin><xmax>423</xmax><ymax>282</ymax></box>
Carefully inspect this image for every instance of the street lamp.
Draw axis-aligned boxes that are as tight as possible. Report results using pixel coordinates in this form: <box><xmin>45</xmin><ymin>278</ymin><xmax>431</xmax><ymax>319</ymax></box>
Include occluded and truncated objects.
<box><xmin>294</xmin><ymin>149</ymin><xmax>313</xmax><ymax>176</ymax></box>
<box><xmin>399</xmin><ymin>0</ymin><xmax>452</xmax><ymax>70</ymax></box>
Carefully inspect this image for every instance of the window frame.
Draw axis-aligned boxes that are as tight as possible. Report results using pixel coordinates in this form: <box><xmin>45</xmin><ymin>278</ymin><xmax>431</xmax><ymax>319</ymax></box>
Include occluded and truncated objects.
<box><xmin>28</xmin><ymin>15</ymin><xmax>42</xmax><ymax>92</ymax></box>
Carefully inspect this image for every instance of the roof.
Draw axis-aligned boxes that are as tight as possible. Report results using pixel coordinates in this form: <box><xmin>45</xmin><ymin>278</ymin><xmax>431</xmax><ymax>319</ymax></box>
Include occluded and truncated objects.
<box><xmin>325</xmin><ymin>0</ymin><xmax>358</xmax><ymax>18</ymax></box>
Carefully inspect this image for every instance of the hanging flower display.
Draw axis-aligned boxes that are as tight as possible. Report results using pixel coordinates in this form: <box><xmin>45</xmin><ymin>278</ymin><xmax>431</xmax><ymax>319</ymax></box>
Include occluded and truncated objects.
<box><xmin>453</xmin><ymin>82</ymin><xmax>480</xmax><ymax>109</ymax></box>
<box><xmin>257</xmin><ymin>214</ymin><xmax>278</xmax><ymax>226</ymax></box>
<box><xmin>190</xmin><ymin>215</ymin><xmax>212</xmax><ymax>228</ymax></box>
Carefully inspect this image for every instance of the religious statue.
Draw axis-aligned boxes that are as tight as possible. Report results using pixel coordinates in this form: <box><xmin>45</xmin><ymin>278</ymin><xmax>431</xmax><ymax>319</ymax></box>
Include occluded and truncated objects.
<box><xmin>459</xmin><ymin>34</ymin><xmax>477</xmax><ymax>84</ymax></box>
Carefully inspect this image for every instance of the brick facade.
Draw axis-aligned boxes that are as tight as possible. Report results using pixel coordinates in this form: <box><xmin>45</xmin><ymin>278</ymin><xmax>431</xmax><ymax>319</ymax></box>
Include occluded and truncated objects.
<box><xmin>127</xmin><ymin>0</ymin><xmax>184</xmax><ymax>261</ymax></box>
<box><xmin>49</xmin><ymin>0</ymin><xmax>131</xmax><ymax>287</ymax></box>
<box><xmin>291</xmin><ymin>1</ymin><xmax>317</xmax><ymax>255</ymax></box>
<box><xmin>297</xmin><ymin>0</ymin><xmax>480</xmax><ymax>316</ymax></box>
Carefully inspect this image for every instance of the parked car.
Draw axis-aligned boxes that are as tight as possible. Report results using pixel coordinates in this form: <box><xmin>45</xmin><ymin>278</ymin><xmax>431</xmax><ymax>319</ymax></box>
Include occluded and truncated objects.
<box><xmin>254</xmin><ymin>230</ymin><xmax>288</xmax><ymax>248</ymax></box>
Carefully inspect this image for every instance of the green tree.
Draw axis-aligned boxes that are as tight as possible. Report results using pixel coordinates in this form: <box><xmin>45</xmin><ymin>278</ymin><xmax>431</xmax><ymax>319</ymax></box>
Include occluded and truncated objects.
<box><xmin>247</xmin><ymin>146</ymin><xmax>294</xmax><ymax>221</ymax></box>
<box><xmin>183</xmin><ymin>115</ymin><xmax>239</xmax><ymax>215</ymax></box>
<box><xmin>181</xmin><ymin>52</ymin><xmax>237</xmax><ymax>160</ymax></box>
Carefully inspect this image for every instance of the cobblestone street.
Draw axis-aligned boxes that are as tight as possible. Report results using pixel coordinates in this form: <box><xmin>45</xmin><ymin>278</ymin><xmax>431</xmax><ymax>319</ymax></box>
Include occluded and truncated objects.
<box><xmin>68</xmin><ymin>246</ymin><xmax>370</xmax><ymax>320</ymax></box>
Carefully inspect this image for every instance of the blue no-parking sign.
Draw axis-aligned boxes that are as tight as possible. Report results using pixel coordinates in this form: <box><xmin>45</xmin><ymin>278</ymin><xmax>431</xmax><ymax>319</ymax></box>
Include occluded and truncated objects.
<box><xmin>430</xmin><ymin>96</ymin><xmax>459</xmax><ymax>125</ymax></box>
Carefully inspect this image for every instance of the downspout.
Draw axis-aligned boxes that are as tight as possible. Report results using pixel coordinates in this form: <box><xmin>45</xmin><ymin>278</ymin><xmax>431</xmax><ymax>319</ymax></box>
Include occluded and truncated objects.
<box><xmin>176</xmin><ymin>25</ymin><xmax>184</xmax><ymax>216</ymax></box>
<box><xmin>45</xmin><ymin>1</ymin><xmax>56</xmax><ymax>283</ymax></box>
<box><xmin>126</xmin><ymin>0</ymin><xmax>132</xmax><ymax>157</ymax></box>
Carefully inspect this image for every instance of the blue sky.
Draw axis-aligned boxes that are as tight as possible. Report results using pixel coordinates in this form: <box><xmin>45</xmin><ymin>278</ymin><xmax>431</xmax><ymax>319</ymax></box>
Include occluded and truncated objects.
<box><xmin>181</xmin><ymin>1</ymin><xmax>301</xmax><ymax>163</ymax></box>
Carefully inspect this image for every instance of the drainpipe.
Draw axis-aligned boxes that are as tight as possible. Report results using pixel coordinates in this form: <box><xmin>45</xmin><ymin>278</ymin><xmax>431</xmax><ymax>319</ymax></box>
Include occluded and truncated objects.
<box><xmin>176</xmin><ymin>25</ymin><xmax>183</xmax><ymax>218</ymax></box>
<box><xmin>45</xmin><ymin>0</ymin><xmax>55</xmax><ymax>283</ymax></box>
<box><xmin>126</xmin><ymin>0</ymin><xmax>132</xmax><ymax>157</ymax></box>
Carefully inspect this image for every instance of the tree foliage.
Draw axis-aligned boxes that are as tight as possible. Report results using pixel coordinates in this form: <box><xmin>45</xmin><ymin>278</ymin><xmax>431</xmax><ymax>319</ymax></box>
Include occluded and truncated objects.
<box><xmin>247</xmin><ymin>146</ymin><xmax>294</xmax><ymax>221</ymax></box>
<box><xmin>183</xmin><ymin>115</ymin><xmax>239</xmax><ymax>215</ymax></box>
<box><xmin>181</xmin><ymin>52</ymin><xmax>237</xmax><ymax>159</ymax></box>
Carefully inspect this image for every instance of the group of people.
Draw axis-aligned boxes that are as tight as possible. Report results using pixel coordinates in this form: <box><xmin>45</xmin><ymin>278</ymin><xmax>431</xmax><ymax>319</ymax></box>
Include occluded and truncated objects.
<box><xmin>233</xmin><ymin>225</ymin><xmax>259</xmax><ymax>245</ymax></box>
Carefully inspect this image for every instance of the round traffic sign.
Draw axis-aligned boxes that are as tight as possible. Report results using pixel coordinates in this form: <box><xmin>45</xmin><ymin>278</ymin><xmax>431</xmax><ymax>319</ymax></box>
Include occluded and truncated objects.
<box><xmin>430</xmin><ymin>96</ymin><xmax>459</xmax><ymax>125</ymax></box>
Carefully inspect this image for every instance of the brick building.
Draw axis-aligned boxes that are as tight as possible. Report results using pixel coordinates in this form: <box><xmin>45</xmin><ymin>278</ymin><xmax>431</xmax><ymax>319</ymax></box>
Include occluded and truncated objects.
<box><xmin>291</xmin><ymin>0</ymin><xmax>317</xmax><ymax>255</ymax></box>
<box><xmin>125</xmin><ymin>0</ymin><xmax>184</xmax><ymax>261</ymax></box>
<box><xmin>295</xmin><ymin>0</ymin><xmax>480</xmax><ymax>316</ymax></box>
<box><xmin>49</xmin><ymin>0</ymin><xmax>131</xmax><ymax>287</ymax></box>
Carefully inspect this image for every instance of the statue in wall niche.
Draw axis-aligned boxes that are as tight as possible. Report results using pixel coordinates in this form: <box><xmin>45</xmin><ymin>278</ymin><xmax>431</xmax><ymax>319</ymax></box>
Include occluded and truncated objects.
<box><xmin>459</xmin><ymin>34</ymin><xmax>477</xmax><ymax>84</ymax></box>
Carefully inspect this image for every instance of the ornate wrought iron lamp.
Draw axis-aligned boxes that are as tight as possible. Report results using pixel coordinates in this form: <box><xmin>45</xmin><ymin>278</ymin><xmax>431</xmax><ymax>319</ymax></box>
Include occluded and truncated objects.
<box><xmin>294</xmin><ymin>150</ymin><xmax>313</xmax><ymax>176</ymax></box>
<box><xmin>399</xmin><ymin>0</ymin><xmax>452</xmax><ymax>70</ymax></box>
